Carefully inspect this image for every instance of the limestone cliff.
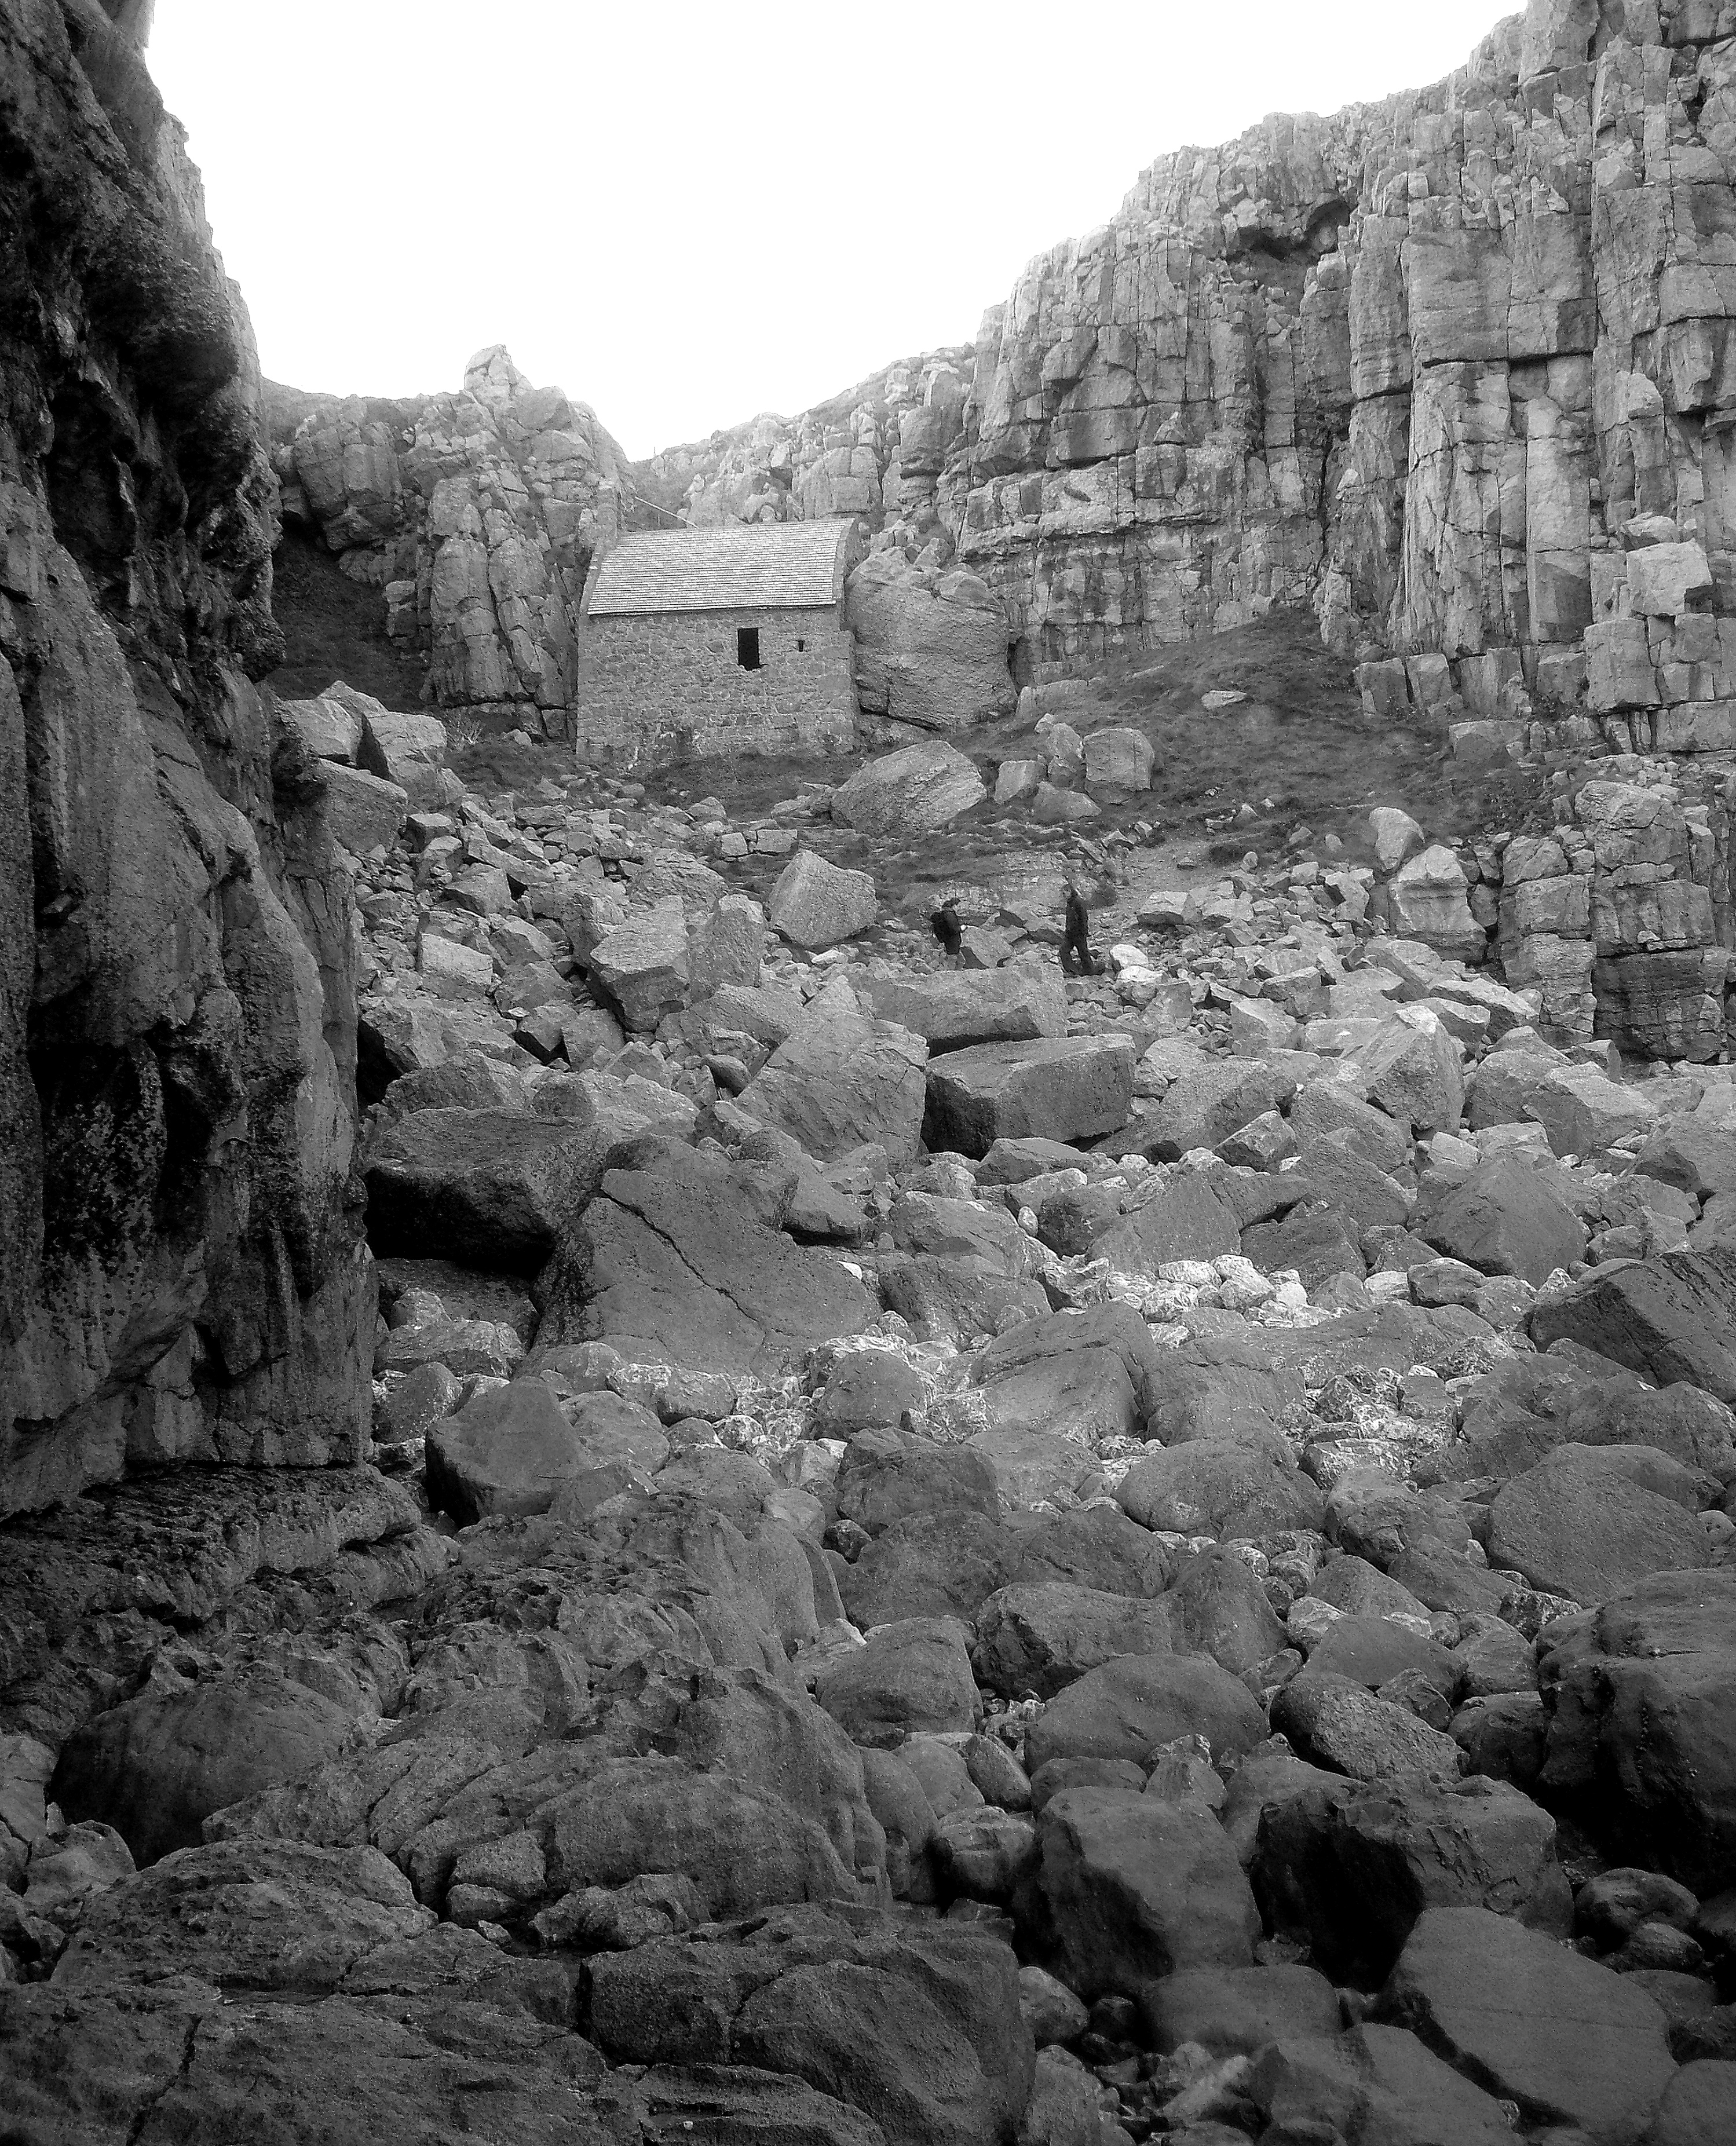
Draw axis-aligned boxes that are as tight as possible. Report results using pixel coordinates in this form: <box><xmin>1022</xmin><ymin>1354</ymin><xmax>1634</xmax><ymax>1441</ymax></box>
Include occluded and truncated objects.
<box><xmin>0</xmin><ymin>0</ymin><xmax>371</xmax><ymax>1516</ymax></box>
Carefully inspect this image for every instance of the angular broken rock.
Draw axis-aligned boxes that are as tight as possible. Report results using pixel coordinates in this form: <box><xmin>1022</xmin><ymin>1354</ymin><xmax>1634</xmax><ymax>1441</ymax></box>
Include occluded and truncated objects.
<box><xmin>831</xmin><ymin>737</ymin><xmax>987</xmax><ymax>836</ymax></box>
<box><xmin>1252</xmin><ymin>1773</ymin><xmax>1571</xmax><ymax>1983</ymax></box>
<box><xmin>1529</xmin><ymin>1246</ymin><xmax>1736</xmax><ymax>1404</ymax></box>
<box><xmin>735</xmin><ymin>982</ymin><xmax>927</xmax><ymax>1167</ymax></box>
<box><xmin>364</xmin><ymin>1107</ymin><xmax>608</xmax><ymax>1274</ymax></box>
<box><xmin>858</xmin><ymin>963</ymin><xmax>1066</xmax><ymax>1050</ymax></box>
<box><xmin>426</xmin><ymin>1381</ymin><xmax>667</xmax><ymax>1524</ymax></box>
<box><xmin>587</xmin><ymin>897</ymin><xmax>690</xmax><ymax>1032</ymax></box>
<box><xmin>317</xmin><ymin>761</ymin><xmax>408</xmax><ymax>854</ymax></box>
<box><xmin>923</xmin><ymin>1034</ymin><xmax>1135</xmax><ymax>1158</ymax></box>
<box><xmin>768</xmin><ymin>849</ymin><xmax>878</xmax><ymax>949</ymax></box>
<box><xmin>1015</xmin><ymin>1789</ymin><xmax>1260</xmax><ymax>1999</ymax></box>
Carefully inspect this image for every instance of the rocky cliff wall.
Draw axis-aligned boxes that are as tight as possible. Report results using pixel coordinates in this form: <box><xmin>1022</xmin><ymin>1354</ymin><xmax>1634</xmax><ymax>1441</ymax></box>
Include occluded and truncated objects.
<box><xmin>0</xmin><ymin>0</ymin><xmax>371</xmax><ymax>1518</ymax></box>
<box><xmin>944</xmin><ymin>0</ymin><xmax>1736</xmax><ymax>717</ymax></box>
<box><xmin>268</xmin><ymin>350</ymin><xmax>630</xmax><ymax>736</ymax></box>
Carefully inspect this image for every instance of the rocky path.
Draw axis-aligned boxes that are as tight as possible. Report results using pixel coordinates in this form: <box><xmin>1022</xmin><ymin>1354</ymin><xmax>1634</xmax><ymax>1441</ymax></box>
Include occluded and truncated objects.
<box><xmin>5</xmin><ymin>711</ymin><xmax>1736</xmax><ymax>2146</ymax></box>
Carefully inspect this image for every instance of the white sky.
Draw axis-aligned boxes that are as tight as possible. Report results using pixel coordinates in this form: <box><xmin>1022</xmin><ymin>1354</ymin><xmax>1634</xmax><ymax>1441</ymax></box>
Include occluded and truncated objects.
<box><xmin>148</xmin><ymin>1</ymin><xmax>1515</xmax><ymax>461</ymax></box>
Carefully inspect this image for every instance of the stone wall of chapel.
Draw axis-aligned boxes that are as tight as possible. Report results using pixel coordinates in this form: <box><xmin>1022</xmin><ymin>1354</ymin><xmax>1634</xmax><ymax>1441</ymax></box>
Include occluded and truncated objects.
<box><xmin>575</xmin><ymin>606</ymin><xmax>856</xmax><ymax>764</ymax></box>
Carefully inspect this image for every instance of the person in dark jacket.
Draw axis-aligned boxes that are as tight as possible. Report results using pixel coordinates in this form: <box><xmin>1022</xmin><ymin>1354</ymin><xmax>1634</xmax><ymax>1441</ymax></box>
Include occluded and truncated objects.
<box><xmin>1060</xmin><ymin>882</ymin><xmax>1104</xmax><ymax>975</ymax></box>
<box><xmin>930</xmin><ymin>898</ymin><xmax>963</xmax><ymax>967</ymax></box>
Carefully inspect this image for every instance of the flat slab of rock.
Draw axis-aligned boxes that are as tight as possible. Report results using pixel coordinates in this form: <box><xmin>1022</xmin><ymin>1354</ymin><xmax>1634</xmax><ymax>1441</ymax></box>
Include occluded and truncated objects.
<box><xmin>1382</xmin><ymin>1905</ymin><xmax>1677</xmax><ymax>2140</ymax></box>
<box><xmin>923</xmin><ymin>1034</ymin><xmax>1135</xmax><ymax>1158</ymax></box>
<box><xmin>1488</xmin><ymin>1443</ymin><xmax>1709</xmax><ymax>1605</ymax></box>
<box><xmin>831</xmin><ymin>738</ymin><xmax>987</xmax><ymax>836</ymax></box>
<box><xmin>860</xmin><ymin>964</ymin><xmax>1066</xmax><ymax>1051</ymax></box>
<box><xmin>768</xmin><ymin>850</ymin><xmax>878</xmax><ymax>950</ymax></box>
<box><xmin>535</xmin><ymin>1137</ymin><xmax>876</xmax><ymax>1377</ymax></box>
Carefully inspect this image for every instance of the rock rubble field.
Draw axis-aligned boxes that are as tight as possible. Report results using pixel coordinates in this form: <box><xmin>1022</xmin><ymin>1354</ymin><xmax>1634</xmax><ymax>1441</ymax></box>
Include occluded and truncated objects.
<box><xmin>3</xmin><ymin>2</ymin><xmax>1736</xmax><ymax>2143</ymax></box>
<box><xmin>8</xmin><ymin>670</ymin><xmax>1736</xmax><ymax>2146</ymax></box>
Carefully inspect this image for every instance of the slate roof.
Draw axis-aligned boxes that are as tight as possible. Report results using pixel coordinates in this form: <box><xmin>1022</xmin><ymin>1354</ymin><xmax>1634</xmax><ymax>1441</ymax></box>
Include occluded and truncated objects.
<box><xmin>584</xmin><ymin>521</ymin><xmax>856</xmax><ymax>617</ymax></box>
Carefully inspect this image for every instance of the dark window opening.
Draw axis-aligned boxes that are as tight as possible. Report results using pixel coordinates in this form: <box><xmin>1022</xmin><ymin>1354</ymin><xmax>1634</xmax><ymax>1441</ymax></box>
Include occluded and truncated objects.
<box><xmin>796</xmin><ymin>637</ymin><xmax>806</xmax><ymax>653</ymax></box>
<box><xmin>736</xmin><ymin>626</ymin><xmax>761</xmax><ymax>670</ymax></box>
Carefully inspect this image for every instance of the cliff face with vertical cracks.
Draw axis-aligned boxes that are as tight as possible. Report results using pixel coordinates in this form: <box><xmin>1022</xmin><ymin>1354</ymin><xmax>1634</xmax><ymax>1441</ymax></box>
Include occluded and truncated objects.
<box><xmin>0</xmin><ymin>0</ymin><xmax>371</xmax><ymax>1518</ymax></box>
<box><xmin>946</xmin><ymin>0</ymin><xmax>1736</xmax><ymax>728</ymax></box>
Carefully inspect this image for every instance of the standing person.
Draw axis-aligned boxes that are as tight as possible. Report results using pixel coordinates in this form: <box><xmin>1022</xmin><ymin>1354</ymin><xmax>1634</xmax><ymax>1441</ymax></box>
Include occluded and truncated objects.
<box><xmin>1060</xmin><ymin>882</ymin><xmax>1103</xmax><ymax>975</ymax></box>
<box><xmin>930</xmin><ymin>898</ymin><xmax>963</xmax><ymax>967</ymax></box>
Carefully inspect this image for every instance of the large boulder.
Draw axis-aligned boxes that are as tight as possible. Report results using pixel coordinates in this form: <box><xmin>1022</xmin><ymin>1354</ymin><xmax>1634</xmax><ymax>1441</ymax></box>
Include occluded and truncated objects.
<box><xmin>831</xmin><ymin>738</ymin><xmax>988</xmax><ymax>836</ymax></box>
<box><xmin>1252</xmin><ymin>1774</ymin><xmax>1573</xmax><ymax>1983</ymax></box>
<box><xmin>1015</xmin><ymin>1790</ymin><xmax>1259</xmax><ymax>2000</ymax></box>
<box><xmin>835</xmin><ymin>1429</ymin><xmax>1000</xmax><ymax>1534</ymax></box>
<box><xmin>364</xmin><ymin>1108</ymin><xmax>608</xmax><ymax>1274</ymax></box>
<box><xmin>52</xmin><ymin>1840</ymin><xmax>434</xmax><ymax>1993</ymax></box>
<box><xmin>1130</xmin><ymin>1056</ymin><xmax>1292</xmax><ymax>1163</ymax></box>
<box><xmin>535</xmin><ymin>1137</ymin><xmax>875</xmax><ymax>1376</ymax></box>
<box><xmin>353</xmin><ymin>700</ymin><xmax>449</xmax><ymax>810</ymax></box>
<box><xmin>1382</xmin><ymin>1906</ymin><xmax>1677</xmax><ymax>2141</ymax></box>
<box><xmin>1351</xmin><ymin>1009</ymin><xmax>1465</xmax><ymax>1133</ymax></box>
<box><xmin>1082</xmin><ymin>727</ymin><xmax>1155</xmax><ymax>792</ymax></box>
<box><xmin>1387</xmin><ymin>846</ymin><xmax>1485</xmax><ymax>962</ymax></box>
<box><xmin>923</xmin><ymin>1035</ymin><xmax>1135</xmax><ymax>1158</ymax></box>
<box><xmin>590</xmin><ymin>1913</ymin><xmax>1032</xmax><ymax>2146</ymax></box>
<box><xmin>1538</xmin><ymin>1568</ymin><xmax>1736</xmax><ymax>1893</ymax></box>
<box><xmin>1487</xmin><ymin>1444</ymin><xmax>1710</xmax><ymax>1605</ymax></box>
<box><xmin>317</xmin><ymin>761</ymin><xmax>408</xmax><ymax>854</ymax></box>
<box><xmin>736</xmin><ymin>983</ymin><xmax>927</xmax><ymax>1167</ymax></box>
<box><xmin>1530</xmin><ymin>1248</ymin><xmax>1736</xmax><ymax>1403</ymax></box>
<box><xmin>845</xmin><ymin>552</ymin><xmax>1013</xmax><ymax>732</ymax></box>
<box><xmin>1142</xmin><ymin>1963</ymin><xmax>1341</xmax><ymax>2055</ymax></box>
<box><xmin>425</xmin><ymin>1381</ymin><xmax>667</xmax><ymax>1524</ymax></box>
<box><xmin>587</xmin><ymin>898</ymin><xmax>690</xmax><ymax>1033</ymax></box>
<box><xmin>1025</xmin><ymin>1654</ymin><xmax>1267</xmax><ymax>1773</ymax></box>
<box><xmin>812</xmin><ymin>1618</ymin><xmax>981</xmax><ymax>1747</ymax></box>
<box><xmin>1421</xmin><ymin>1157</ymin><xmax>1587</xmax><ymax>1285</ymax></box>
<box><xmin>768</xmin><ymin>851</ymin><xmax>878</xmax><ymax>950</ymax></box>
<box><xmin>859</xmin><ymin>964</ymin><xmax>1066</xmax><ymax>1051</ymax></box>
<box><xmin>51</xmin><ymin>1669</ymin><xmax>357</xmax><ymax>1867</ymax></box>
<box><xmin>974</xmin><ymin>1552</ymin><xmax>1281</xmax><ymax>1698</ymax></box>
<box><xmin>1116</xmin><ymin>1438</ymin><xmax>1325</xmax><ymax>1538</ymax></box>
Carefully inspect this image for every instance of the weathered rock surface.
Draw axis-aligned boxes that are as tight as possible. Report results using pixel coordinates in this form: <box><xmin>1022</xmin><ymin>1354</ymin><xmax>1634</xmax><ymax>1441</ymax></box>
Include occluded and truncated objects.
<box><xmin>0</xmin><ymin>0</ymin><xmax>371</xmax><ymax>1516</ymax></box>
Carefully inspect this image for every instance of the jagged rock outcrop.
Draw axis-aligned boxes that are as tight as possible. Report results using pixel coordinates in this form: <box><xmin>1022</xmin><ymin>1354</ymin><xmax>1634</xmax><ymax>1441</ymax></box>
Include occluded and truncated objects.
<box><xmin>0</xmin><ymin>0</ymin><xmax>371</xmax><ymax>1516</ymax></box>
<box><xmin>937</xmin><ymin>0</ymin><xmax>1736</xmax><ymax>744</ymax></box>
<box><xmin>628</xmin><ymin>347</ymin><xmax>975</xmax><ymax>553</ymax></box>
<box><xmin>268</xmin><ymin>348</ymin><xmax>629</xmax><ymax>734</ymax></box>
